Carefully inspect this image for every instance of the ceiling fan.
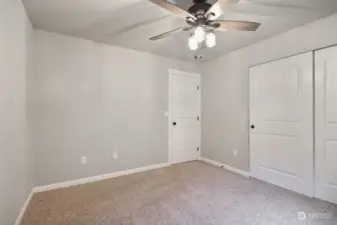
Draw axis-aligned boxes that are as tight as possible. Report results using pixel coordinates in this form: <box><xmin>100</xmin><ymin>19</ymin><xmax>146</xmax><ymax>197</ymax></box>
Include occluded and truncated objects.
<box><xmin>148</xmin><ymin>0</ymin><xmax>261</xmax><ymax>50</ymax></box>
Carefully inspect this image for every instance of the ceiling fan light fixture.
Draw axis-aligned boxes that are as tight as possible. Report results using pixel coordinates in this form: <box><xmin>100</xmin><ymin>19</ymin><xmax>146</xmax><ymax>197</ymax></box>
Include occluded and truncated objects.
<box><xmin>188</xmin><ymin>35</ymin><xmax>198</xmax><ymax>51</ymax></box>
<box><xmin>206</xmin><ymin>32</ymin><xmax>216</xmax><ymax>48</ymax></box>
<box><xmin>148</xmin><ymin>0</ymin><xmax>261</xmax><ymax>54</ymax></box>
<box><xmin>194</xmin><ymin>26</ymin><xmax>206</xmax><ymax>43</ymax></box>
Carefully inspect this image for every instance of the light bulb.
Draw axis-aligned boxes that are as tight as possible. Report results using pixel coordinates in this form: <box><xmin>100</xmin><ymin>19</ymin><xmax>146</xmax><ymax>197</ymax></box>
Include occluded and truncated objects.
<box><xmin>188</xmin><ymin>36</ymin><xmax>198</xmax><ymax>51</ymax></box>
<box><xmin>206</xmin><ymin>32</ymin><xmax>216</xmax><ymax>48</ymax></box>
<box><xmin>194</xmin><ymin>26</ymin><xmax>206</xmax><ymax>43</ymax></box>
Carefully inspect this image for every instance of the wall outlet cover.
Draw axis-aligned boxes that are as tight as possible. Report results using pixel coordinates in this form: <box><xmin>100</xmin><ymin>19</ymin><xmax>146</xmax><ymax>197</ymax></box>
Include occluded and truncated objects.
<box><xmin>233</xmin><ymin>150</ymin><xmax>238</xmax><ymax>157</ymax></box>
<box><xmin>81</xmin><ymin>156</ymin><xmax>87</xmax><ymax>165</ymax></box>
<box><xmin>113</xmin><ymin>151</ymin><xmax>118</xmax><ymax>160</ymax></box>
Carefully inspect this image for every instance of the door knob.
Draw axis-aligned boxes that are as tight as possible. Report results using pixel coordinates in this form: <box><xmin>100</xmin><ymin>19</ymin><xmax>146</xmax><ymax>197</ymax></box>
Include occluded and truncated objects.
<box><xmin>173</xmin><ymin>122</ymin><xmax>177</xmax><ymax>126</ymax></box>
<box><xmin>251</xmin><ymin>125</ymin><xmax>255</xmax><ymax>129</ymax></box>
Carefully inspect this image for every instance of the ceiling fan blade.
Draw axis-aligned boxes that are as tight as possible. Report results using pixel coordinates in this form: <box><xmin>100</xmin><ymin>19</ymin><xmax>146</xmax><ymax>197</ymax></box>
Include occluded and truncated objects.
<box><xmin>149</xmin><ymin>27</ymin><xmax>192</xmax><ymax>41</ymax></box>
<box><xmin>205</xmin><ymin>0</ymin><xmax>240</xmax><ymax>20</ymax></box>
<box><xmin>148</xmin><ymin>0</ymin><xmax>196</xmax><ymax>20</ymax></box>
<box><xmin>213</xmin><ymin>20</ymin><xmax>260</xmax><ymax>31</ymax></box>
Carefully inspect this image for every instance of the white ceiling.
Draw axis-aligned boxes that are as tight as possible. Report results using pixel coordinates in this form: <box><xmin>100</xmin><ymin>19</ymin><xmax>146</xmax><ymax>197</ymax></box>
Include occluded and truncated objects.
<box><xmin>23</xmin><ymin>0</ymin><xmax>337</xmax><ymax>62</ymax></box>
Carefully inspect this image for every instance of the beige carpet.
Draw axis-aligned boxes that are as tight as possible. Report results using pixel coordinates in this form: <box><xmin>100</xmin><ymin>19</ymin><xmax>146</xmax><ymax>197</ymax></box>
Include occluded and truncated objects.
<box><xmin>22</xmin><ymin>161</ymin><xmax>337</xmax><ymax>225</ymax></box>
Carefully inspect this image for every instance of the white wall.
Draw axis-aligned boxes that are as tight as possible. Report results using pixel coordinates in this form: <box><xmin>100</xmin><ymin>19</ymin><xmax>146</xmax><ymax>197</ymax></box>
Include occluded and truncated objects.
<box><xmin>201</xmin><ymin>12</ymin><xmax>337</xmax><ymax>171</ymax></box>
<box><xmin>0</xmin><ymin>0</ymin><xmax>33</xmax><ymax>224</ymax></box>
<box><xmin>31</xmin><ymin>30</ymin><xmax>198</xmax><ymax>186</ymax></box>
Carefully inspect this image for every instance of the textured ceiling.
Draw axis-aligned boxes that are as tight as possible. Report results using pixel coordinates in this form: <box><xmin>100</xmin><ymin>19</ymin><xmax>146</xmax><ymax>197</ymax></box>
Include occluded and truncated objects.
<box><xmin>23</xmin><ymin>0</ymin><xmax>337</xmax><ymax>62</ymax></box>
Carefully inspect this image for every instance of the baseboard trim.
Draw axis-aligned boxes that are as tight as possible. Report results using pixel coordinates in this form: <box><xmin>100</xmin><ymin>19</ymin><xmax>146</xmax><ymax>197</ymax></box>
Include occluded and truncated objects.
<box><xmin>15</xmin><ymin>189</ymin><xmax>34</xmax><ymax>225</ymax></box>
<box><xmin>199</xmin><ymin>157</ymin><xmax>250</xmax><ymax>178</ymax></box>
<box><xmin>33</xmin><ymin>162</ymin><xmax>171</xmax><ymax>193</ymax></box>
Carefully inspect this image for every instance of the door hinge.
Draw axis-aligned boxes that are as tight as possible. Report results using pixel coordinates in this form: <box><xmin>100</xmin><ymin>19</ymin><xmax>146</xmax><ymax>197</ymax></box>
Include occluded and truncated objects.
<box><xmin>197</xmin><ymin>147</ymin><xmax>200</xmax><ymax>152</ymax></box>
<box><xmin>197</xmin><ymin>116</ymin><xmax>200</xmax><ymax>121</ymax></box>
<box><xmin>197</xmin><ymin>85</ymin><xmax>200</xmax><ymax>90</ymax></box>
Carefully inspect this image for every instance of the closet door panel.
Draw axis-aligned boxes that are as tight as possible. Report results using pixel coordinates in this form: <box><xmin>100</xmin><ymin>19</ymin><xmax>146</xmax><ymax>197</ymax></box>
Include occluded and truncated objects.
<box><xmin>250</xmin><ymin>52</ymin><xmax>314</xmax><ymax>197</ymax></box>
<box><xmin>315</xmin><ymin>46</ymin><xmax>337</xmax><ymax>204</ymax></box>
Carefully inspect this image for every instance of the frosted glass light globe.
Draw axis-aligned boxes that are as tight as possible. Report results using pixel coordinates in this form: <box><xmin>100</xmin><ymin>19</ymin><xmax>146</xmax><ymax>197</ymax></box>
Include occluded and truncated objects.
<box><xmin>194</xmin><ymin>26</ymin><xmax>206</xmax><ymax>43</ymax></box>
<box><xmin>206</xmin><ymin>32</ymin><xmax>216</xmax><ymax>48</ymax></box>
<box><xmin>188</xmin><ymin>36</ymin><xmax>198</xmax><ymax>50</ymax></box>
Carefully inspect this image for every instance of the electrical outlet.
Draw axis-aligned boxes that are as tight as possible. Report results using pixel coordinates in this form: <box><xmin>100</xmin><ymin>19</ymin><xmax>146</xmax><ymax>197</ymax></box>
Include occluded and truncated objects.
<box><xmin>165</xmin><ymin>111</ymin><xmax>169</xmax><ymax>117</ymax></box>
<box><xmin>233</xmin><ymin>150</ymin><xmax>238</xmax><ymax>157</ymax></box>
<box><xmin>81</xmin><ymin>156</ymin><xmax>87</xmax><ymax>165</ymax></box>
<box><xmin>113</xmin><ymin>151</ymin><xmax>118</xmax><ymax>160</ymax></box>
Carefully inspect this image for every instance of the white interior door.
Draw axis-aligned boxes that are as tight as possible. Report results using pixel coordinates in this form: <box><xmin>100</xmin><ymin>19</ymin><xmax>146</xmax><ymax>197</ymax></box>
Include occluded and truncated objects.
<box><xmin>315</xmin><ymin>46</ymin><xmax>337</xmax><ymax>205</ymax></box>
<box><xmin>249</xmin><ymin>52</ymin><xmax>314</xmax><ymax>197</ymax></box>
<box><xmin>169</xmin><ymin>70</ymin><xmax>200</xmax><ymax>164</ymax></box>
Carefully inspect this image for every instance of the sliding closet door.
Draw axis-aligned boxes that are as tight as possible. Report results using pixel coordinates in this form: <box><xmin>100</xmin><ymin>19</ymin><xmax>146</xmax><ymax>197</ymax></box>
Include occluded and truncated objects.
<box><xmin>250</xmin><ymin>52</ymin><xmax>314</xmax><ymax>197</ymax></box>
<box><xmin>315</xmin><ymin>46</ymin><xmax>337</xmax><ymax>205</ymax></box>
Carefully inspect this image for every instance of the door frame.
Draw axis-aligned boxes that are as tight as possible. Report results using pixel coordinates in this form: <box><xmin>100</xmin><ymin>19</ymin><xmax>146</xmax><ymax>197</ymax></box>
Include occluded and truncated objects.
<box><xmin>168</xmin><ymin>69</ymin><xmax>201</xmax><ymax>165</ymax></box>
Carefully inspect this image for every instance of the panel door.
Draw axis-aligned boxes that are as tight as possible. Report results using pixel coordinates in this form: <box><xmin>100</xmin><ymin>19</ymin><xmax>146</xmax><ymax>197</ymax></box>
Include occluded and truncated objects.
<box><xmin>170</xmin><ymin>70</ymin><xmax>200</xmax><ymax>164</ymax></box>
<box><xmin>315</xmin><ymin>46</ymin><xmax>337</xmax><ymax>204</ymax></box>
<box><xmin>250</xmin><ymin>52</ymin><xmax>314</xmax><ymax>197</ymax></box>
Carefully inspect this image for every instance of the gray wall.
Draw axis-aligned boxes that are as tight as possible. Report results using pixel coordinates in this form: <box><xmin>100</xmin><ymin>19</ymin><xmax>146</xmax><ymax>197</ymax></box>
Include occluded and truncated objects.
<box><xmin>31</xmin><ymin>30</ymin><xmax>198</xmax><ymax>186</ymax></box>
<box><xmin>0</xmin><ymin>0</ymin><xmax>33</xmax><ymax>224</ymax></box>
<box><xmin>201</xmin><ymin>12</ymin><xmax>337</xmax><ymax>172</ymax></box>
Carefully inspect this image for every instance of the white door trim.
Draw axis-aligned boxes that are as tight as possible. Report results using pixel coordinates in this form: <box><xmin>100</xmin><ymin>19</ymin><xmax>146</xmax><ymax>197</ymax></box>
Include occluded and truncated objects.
<box><xmin>168</xmin><ymin>69</ymin><xmax>201</xmax><ymax>164</ymax></box>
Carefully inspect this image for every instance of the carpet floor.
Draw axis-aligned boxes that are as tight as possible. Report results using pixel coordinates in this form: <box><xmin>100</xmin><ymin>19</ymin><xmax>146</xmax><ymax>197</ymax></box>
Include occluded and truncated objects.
<box><xmin>22</xmin><ymin>161</ymin><xmax>337</xmax><ymax>225</ymax></box>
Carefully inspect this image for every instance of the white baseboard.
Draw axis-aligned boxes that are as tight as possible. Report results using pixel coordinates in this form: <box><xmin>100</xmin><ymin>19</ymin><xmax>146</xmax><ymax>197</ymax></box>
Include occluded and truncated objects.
<box><xmin>33</xmin><ymin>162</ymin><xmax>171</xmax><ymax>193</ymax></box>
<box><xmin>15</xmin><ymin>189</ymin><xmax>34</xmax><ymax>225</ymax></box>
<box><xmin>200</xmin><ymin>157</ymin><xmax>250</xmax><ymax>178</ymax></box>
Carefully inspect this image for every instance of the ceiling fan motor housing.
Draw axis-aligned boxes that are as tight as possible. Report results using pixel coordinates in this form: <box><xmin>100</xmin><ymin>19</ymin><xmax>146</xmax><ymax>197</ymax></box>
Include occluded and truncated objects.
<box><xmin>188</xmin><ymin>1</ymin><xmax>212</xmax><ymax>17</ymax></box>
